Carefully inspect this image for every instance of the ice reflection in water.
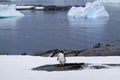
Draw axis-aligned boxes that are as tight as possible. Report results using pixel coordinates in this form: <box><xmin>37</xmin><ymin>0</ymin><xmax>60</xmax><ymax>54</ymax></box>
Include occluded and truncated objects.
<box><xmin>68</xmin><ymin>18</ymin><xmax>109</xmax><ymax>45</ymax></box>
<box><xmin>68</xmin><ymin>18</ymin><xmax>109</xmax><ymax>28</ymax></box>
<box><xmin>0</xmin><ymin>17</ymin><xmax>21</xmax><ymax>30</ymax></box>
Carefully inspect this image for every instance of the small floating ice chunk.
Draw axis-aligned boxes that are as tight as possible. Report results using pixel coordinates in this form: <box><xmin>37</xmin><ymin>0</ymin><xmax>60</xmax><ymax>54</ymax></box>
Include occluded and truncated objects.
<box><xmin>67</xmin><ymin>1</ymin><xmax>109</xmax><ymax>19</ymax></box>
<box><xmin>0</xmin><ymin>4</ymin><xmax>24</xmax><ymax>18</ymax></box>
<box><xmin>34</xmin><ymin>7</ymin><xmax>44</xmax><ymax>10</ymax></box>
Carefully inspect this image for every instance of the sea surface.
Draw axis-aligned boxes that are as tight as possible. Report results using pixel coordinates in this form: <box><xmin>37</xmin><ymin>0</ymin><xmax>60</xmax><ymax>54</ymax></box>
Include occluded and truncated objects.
<box><xmin>0</xmin><ymin>0</ymin><xmax>93</xmax><ymax>5</ymax></box>
<box><xmin>0</xmin><ymin>0</ymin><xmax>120</xmax><ymax>54</ymax></box>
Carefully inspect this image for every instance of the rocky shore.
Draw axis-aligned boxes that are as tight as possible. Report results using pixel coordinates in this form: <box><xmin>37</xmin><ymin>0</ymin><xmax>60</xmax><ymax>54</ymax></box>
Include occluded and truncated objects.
<box><xmin>32</xmin><ymin>44</ymin><xmax>120</xmax><ymax>57</ymax></box>
<box><xmin>0</xmin><ymin>44</ymin><xmax>120</xmax><ymax>56</ymax></box>
<box><xmin>0</xmin><ymin>52</ymin><xmax>8</xmax><ymax>55</ymax></box>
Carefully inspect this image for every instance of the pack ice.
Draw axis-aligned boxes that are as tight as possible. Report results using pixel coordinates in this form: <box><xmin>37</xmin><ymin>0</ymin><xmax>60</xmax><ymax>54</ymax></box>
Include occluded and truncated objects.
<box><xmin>67</xmin><ymin>1</ymin><xmax>109</xmax><ymax>19</ymax></box>
<box><xmin>0</xmin><ymin>4</ymin><xmax>24</xmax><ymax>18</ymax></box>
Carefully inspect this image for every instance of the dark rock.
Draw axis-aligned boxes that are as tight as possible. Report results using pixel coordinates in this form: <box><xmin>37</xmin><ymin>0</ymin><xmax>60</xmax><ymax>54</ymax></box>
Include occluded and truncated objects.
<box><xmin>90</xmin><ymin>65</ymin><xmax>108</xmax><ymax>69</ymax></box>
<box><xmin>0</xmin><ymin>52</ymin><xmax>9</xmax><ymax>55</ymax></box>
<box><xmin>33</xmin><ymin>49</ymin><xmax>59</xmax><ymax>57</ymax></box>
<box><xmin>32</xmin><ymin>63</ymin><xmax>113</xmax><ymax>72</ymax></box>
<box><xmin>44</xmin><ymin>5</ymin><xmax>71</xmax><ymax>11</ymax></box>
<box><xmin>78</xmin><ymin>46</ymin><xmax>120</xmax><ymax>56</ymax></box>
<box><xmin>32</xmin><ymin>49</ymin><xmax>71</xmax><ymax>57</ymax></box>
<box><xmin>104</xmin><ymin>64</ymin><xmax>120</xmax><ymax>67</ymax></box>
<box><xmin>32</xmin><ymin>45</ymin><xmax>120</xmax><ymax>57</ymax></box>
<box><xmin>32</xmin><ymin>63</ymin><xmax>87</xmax><ymax>71</ymax></box>
<box><xmin>105</xmin><ymin>44</ymin><xmax>113</xmax><ymax>46</ymax></box>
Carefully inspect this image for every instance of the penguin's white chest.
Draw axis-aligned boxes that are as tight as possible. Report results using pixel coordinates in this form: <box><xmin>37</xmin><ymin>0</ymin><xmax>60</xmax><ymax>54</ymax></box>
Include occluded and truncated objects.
<box><xmin>58</xmin><ymin>53</ymin><xmax>65</xmax><ymax>64</ymax></box>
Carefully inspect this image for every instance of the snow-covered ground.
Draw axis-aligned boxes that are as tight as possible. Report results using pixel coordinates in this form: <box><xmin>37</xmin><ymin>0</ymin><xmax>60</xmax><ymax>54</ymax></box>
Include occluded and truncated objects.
<box><xmin>0</xmin><ymin>55</ymin><xmax>120</xmax><ymax>80</ymax></box>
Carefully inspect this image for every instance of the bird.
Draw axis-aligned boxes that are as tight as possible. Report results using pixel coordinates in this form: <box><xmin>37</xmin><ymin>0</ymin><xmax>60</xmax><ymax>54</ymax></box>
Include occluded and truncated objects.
<box><xmin>57</xmin><ymin>50</ymin><xmax>66</xmax><ymax>67</ymax></box>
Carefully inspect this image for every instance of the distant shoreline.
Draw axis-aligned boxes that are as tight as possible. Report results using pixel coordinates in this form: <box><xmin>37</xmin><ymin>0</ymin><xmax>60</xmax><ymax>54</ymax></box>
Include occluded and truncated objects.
<box><xmin>32</xmin><ymin>44</ymin><xmax>120</xmax><ymax>57</ymax></box>
<box><xmin>15</xmin><ymin>5</ymin><xmax>85</xmax><ymax>11</ymax></box>
<box><xmin>1</xmin><ymin>44</ymin><xmax>120</xmax><ymax>56</ymax></box>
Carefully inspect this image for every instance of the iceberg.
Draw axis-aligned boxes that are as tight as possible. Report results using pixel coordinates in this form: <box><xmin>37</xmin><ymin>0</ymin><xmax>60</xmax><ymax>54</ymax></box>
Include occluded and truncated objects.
<box><xmin>0</xmin><ymin>4</ymin><xmax>24</xmax><ymax>18</ymax></box>
<box><xmin>97</xmin><ymin>0</ymin><xmax>120</xmax><ymax>4</ymax></box>
<box><xmin>67</xmin><ymin>1</ymin><xmax>109</xmax><ymax>19</ymax></box>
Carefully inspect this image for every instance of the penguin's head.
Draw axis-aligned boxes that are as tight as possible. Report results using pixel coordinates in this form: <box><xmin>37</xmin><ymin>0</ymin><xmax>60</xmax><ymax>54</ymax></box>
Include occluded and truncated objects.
<box><xmin>59</xmin><ymin>50</ymin><xmax>64</xmax><ymax>53</ymax></box>
<box><xmin>55</xmin><ymin>50</ymin><xmax>64</xmax><ymax>54</ymax></box>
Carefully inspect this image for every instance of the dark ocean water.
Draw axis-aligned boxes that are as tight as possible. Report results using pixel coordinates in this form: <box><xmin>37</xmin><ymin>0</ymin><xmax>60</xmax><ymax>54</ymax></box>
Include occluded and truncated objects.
<box><xmin>1</xmin><ymin>0</ymin><xmax>92</xmax><ymax>5</ymax></box>
<box><xmin>0</xmin><ymin>0</ymin><xmax>120</xmax><ymax>55</ymax></box>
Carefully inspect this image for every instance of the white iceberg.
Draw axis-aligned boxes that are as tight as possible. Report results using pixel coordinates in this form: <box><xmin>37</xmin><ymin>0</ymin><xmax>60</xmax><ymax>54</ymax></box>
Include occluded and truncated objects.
<box><xmin>0</xmin><ymin>4</ymin><xmax>24</xmax><ymax>18</ymax></box>
<box><xmin>97</xmin><ymin>0</ymin><xmax>120</xmax><ymax>4</ymax></box>
<box><xmin>67</xmin><ymin>1</ymin><xmax>109</xmax><ymax>19</ymax></box>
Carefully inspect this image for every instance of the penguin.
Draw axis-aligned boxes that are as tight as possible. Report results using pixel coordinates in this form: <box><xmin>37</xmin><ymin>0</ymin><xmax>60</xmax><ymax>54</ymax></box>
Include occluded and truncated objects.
<box><xmin>57</xmin><ymin>50</ymin><xmax>66</xmax><ymax>67</ymax></box>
